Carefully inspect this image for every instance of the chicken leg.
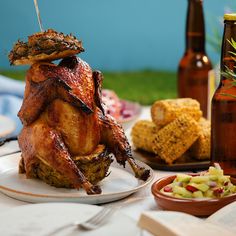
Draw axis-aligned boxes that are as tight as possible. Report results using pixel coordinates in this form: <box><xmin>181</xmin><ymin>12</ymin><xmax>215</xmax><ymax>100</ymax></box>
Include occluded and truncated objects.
<box><xmin>18</xmin><ymin>118</ymin><xmax>101</xmax><ymax>195</ymax></box>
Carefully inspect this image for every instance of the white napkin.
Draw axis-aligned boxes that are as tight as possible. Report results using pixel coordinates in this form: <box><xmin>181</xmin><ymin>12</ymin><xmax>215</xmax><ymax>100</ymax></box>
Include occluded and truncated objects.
<box><xmin>0</xmin><ymin>75</ymin><xmax>25</xmax><ymax>135</ymax></box>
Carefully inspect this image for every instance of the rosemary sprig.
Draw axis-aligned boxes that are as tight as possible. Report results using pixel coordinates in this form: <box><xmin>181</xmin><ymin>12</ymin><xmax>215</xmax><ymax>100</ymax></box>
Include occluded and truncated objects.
<box><xmin>228</xmin><ymin>38</ymin><xmax>236</xmax><ymax>49</ymax></box>
<box><xmin>220</xmin><ymin>93</ymin><xmax>236</xmax><ymax>99</ymax></box>
<box><xmin>219</xmin><ymin>38</ymin><xmax>236</xmax><ymax>98</ymax></box>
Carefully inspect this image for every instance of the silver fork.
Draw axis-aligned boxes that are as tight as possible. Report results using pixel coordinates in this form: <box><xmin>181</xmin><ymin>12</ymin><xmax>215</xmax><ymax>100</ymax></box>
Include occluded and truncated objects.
<box><xmin>79</xmin><ymin>206</ymin><xmax>118</xmax><ymax>230</ymax></box>
<box><xmin>46</xmin><ymin>206</ymin><xmax>118</xmax><ymax>235</ymax></box>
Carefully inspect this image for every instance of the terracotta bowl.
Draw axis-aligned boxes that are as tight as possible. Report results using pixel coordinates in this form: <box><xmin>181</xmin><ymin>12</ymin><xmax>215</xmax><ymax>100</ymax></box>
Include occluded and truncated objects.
<box><xmin>151</xmin><ymin>175</ymin><xmax>236</xmax><ymax>217</ymax></box>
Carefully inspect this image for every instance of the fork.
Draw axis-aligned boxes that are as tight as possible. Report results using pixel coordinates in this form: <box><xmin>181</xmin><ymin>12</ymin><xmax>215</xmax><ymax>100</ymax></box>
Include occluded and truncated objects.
<box><xmin>46</xmin><ymin>206</ymin><xmax>118</xmax><ymax>235</ymax></box>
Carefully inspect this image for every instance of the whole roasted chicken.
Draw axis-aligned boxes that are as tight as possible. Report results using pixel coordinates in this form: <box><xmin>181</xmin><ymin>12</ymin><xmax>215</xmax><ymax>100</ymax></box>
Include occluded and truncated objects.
<box><xmin>9</xmin><ymin>30</ymin><xmax>150</xmax><ymax>194</ymax></box>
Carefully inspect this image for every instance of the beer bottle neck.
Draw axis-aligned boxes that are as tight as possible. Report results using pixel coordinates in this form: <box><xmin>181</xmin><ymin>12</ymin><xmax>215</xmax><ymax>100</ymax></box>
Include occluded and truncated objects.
<box><xmin>221</xmin><ymin>21</ymin><xmax>236</xmax><ymax>72</ymax></box>
<box><xmin>186</xmin><ymin>0</ymin><xmax>205</xmax><ymax>52</ymax></box>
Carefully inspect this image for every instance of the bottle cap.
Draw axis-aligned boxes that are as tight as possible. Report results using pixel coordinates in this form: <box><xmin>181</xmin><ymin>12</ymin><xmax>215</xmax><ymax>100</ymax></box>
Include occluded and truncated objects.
<box><xmin>224</xmin><ymin>13</ymin><xmax>236</xmax><ymax>21</ymax></box>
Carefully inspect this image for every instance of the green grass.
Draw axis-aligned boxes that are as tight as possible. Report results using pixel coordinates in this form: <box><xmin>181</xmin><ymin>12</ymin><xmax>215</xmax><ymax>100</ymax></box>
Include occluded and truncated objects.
<box><xmin>103</xmin><ymin>71</ymin><xmax>177</xmax><ymax>105</ymax></box>
<box><xmin>0</xmin><ymin>70</ymin><xmax>26</xmax><ymax>80</ymax></box>
<box><xmin>0</xmin><ymin>70</ymin><xmax>177</xmax><ymax>105</ymax></box>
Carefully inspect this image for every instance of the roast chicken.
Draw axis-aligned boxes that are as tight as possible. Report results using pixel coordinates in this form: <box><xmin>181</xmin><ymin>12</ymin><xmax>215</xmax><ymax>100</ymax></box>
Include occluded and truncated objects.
<box><xmin>9</xmin><ymin>30</ymin><xmax>150</xmax><ymax>195</ymax></box>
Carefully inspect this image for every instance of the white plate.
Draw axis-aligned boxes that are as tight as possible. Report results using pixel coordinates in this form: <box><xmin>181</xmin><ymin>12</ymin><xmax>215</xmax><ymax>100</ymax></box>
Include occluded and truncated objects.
<box><xmin>0</xmin><ymin>203</ymin><xmax>139</xmax><ymax>236</ymax></box>
<box><xmin>0</xmin><ymin>153</ymin><xmax>153</xmax><ymax>204</ymax></box>
<box><xmin>0</xmin><ymin>115</ymin><xmax>15</xmax><ymax>137</ymax></box>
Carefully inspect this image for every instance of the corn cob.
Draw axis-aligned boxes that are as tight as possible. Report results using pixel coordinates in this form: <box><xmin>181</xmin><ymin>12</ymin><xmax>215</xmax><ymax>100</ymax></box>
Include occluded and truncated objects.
<box><xmin>131</xmin><ymin>120</ymin><xmax>160</xmax><ymax>153</ymax></box>
<box><xmin>190</xmin><ymin>117</ymin><xmax>210</xmax><ymax>160</ymax></box>
<box><xmin>153</xmin><ymin>114</ymin><xmax>200</xmax><ymax>164</ymax></box>
<box><xmin>151</xmin><ymin>98</ymin><xmax>202</xmax><ymax>127</ymax></box>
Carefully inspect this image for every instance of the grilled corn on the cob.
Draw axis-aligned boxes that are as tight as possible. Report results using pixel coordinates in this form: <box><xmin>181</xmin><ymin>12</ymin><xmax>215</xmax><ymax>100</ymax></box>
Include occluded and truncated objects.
<box><xmin>190</xmin><ymin>117</ymin><xmax>210</xmax><ymax>160</ymax></box>
<box><xmin>153</xmin><ymin>114</ymin><xmax>200</xmax><ymax>164</ymax></box>
<box><xmin>131</xmin><ymin>120</ymin><xmax>160</xmax><ymax>153</ymax></box>
<box><xmin>151</xmin><ymin>98</ymin><xmax>202</xmax><ymax>127</ymax></box>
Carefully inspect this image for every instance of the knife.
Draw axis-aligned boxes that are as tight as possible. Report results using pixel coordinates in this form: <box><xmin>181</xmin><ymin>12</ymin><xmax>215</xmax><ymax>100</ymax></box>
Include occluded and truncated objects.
<box><xmin>0</xmin><ymin>135</ymin><xmax>18</xmax><ymax>147</ymax></box>
<box><xmin>0</xmin><ymin>150</ymin><xmax>21</xmax><ymax>157</ymax></box>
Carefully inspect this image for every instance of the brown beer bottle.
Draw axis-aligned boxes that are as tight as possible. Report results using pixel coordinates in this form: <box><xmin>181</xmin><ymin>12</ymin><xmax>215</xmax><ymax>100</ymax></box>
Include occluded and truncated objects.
<box><xmin>211</xmin><ymin>14</ymin><xmax>236</xmax><ymax>177</ymax></box>
<box><xmin>178</xmin><ymin>0</ymin><xmax>212</xmax><ymax>118</ymax></box>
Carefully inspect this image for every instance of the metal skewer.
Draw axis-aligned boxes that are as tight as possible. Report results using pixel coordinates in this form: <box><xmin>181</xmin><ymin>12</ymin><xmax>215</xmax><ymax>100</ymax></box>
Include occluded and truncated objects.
<box><xmin>33</xmin><ymin>0</ymin><xmax>44</xmax><ymax>32</ymax></box>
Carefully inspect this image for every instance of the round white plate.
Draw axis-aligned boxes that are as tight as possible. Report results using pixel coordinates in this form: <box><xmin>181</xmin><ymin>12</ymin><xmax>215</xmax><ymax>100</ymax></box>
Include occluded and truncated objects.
<box><xmin>0</xmin><ymin>153</ymin><xmax>153</xmax><ymax>204</ymax></box>
<box><xmin>0</xmin><ymin>115</ymin><xmax>15</xmax><ymax>137</ymax></box>
<box><xmin>0</xmin><ymin>203</ymin><xmax>139</xmax><ymax>236</ymax></box>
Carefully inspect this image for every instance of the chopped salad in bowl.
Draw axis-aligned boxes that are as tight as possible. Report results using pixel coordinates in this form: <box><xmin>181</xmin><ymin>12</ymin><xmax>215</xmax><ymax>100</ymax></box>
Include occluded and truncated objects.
<box><xmin>151</xmin><ymin>165</ymin><xmax>236</xmax><ymax>216</ymax></box>
<box><xmin>161</xmin><ymin>165</ymin><xmax>236</xmax><ymax>199</ymax></box>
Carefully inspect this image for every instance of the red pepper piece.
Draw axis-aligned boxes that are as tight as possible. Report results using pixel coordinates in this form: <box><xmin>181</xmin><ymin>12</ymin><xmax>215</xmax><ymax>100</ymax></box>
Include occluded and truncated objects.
<box><xmin>213</xmin><ymin>187</ymin><xmax>224</xmax><ymax>196</ymax></box>
<box><xmin>186</xmin><ymin>185</ymin><xmax>198</xmax><ymax>192</ymax></box>
<box><xmin>163</xmin><ymin>185</ymin><xmax>172</xmax><ymax>192</ymax></box>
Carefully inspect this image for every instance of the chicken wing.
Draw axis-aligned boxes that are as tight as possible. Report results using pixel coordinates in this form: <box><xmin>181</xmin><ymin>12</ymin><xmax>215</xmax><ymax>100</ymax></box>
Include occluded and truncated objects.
<box><xmin>99</xmin><ymin>112</ymin><xmax>150</xmax><ymax>181</ymax></box>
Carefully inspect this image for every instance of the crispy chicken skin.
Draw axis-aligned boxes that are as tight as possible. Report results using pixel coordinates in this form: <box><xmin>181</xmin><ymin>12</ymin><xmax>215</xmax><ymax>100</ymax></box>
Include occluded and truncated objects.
<box><xmin>18</xmin><ymin>56</ymin><xmax>150</xmax><ymax>195</ymax></box>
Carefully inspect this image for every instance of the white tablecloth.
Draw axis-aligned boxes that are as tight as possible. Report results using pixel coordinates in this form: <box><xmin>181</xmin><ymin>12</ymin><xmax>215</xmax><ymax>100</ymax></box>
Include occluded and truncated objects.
<box><xmin>0</xmin><ymin>106</ymin><xmax>178</xmax><ymax>234</ymax></box>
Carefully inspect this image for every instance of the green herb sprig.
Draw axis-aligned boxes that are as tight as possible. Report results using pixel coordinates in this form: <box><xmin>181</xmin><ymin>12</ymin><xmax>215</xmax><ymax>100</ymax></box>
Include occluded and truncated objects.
<box><xmin>220</xmin><ymin>38</ymin><xmax>236</xmax><ymax>98</ymax></box>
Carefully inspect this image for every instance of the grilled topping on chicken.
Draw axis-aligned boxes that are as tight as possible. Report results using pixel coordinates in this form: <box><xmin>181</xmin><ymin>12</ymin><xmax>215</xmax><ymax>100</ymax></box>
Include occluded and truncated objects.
<box><xmin>9</xmin><ymin>29</ymin><xmax>84</xmax><ymax>65</ymax></box>
<box><xmin>10</xmin><ymin>30</ymin><xmax>150</xmax><ymax>195</ymax></box>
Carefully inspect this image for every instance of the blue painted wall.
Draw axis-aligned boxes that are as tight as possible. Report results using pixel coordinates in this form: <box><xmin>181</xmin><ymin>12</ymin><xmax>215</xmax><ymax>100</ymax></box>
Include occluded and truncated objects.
<box><xmin>1</xmin><ymin>0</ymin><xmax>235</xmax><ymax>71</ymax></box>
